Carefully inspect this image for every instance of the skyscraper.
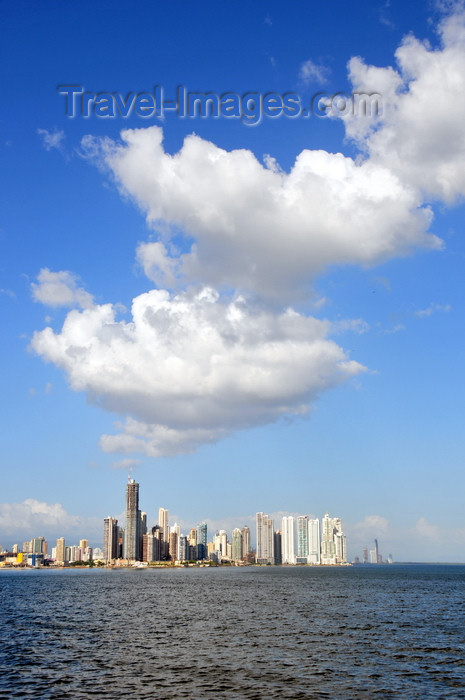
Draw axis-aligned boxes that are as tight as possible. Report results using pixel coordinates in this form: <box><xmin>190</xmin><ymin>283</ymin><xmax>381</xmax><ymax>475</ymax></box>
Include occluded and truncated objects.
<box><xmin>231</xmin><ymin>528</ymin><xmax>243</xmax><ymax>561</ymax></box>
<box><xmin>308</xmin><ymin>518</ymin><xmax>321</xmax><ymax>564</ymax></box>
<box><xmin>241</xmin><ymin>526</ymin><xmax>251</xmax><ymax>561</ymax></box>
<box><xmin>274</xmin><ymin>530</ymin><xmax>282</xmax><ymax>565</ymax></box>
<box><xmin>256</xmin><ymin>512</ymin><xmax>274</xmax><ymax>564</ymax></box>
<box><xmin>158</xmin><ymin>507</ymin><xmax>169</xmax><ymax>560</ymax></box>
<box><xmin>103</xmin><ymin>516</ymin><xmax>119</xmax><ymax>562</ymax></box>
<box><xmin>281</xmin><ymin>516</ymin><xmax>295</xmax><ymax>564</ymax></box>
<box><xmin>196</xmin><ymin>522</ymin><xmax>207</xmax><ymax>560</ymax></box>
<box><xmin>56</xmin><ymin>537</ymin><xmax>66</xmax><ymax>564</ymax></box>
<box><xmin>297</xmin><ymin>516</ymin><xmax>309</xmax><ymax>559</ymax></box>
<box><xmin>125</xmin><ymin>478</ymin><xmax>141</xmax><ymax>561</ymax></box>
<box><xmin>321</xmin><ymin>512</ymin><xmax>346</xmax><ymax>565</ymax></box>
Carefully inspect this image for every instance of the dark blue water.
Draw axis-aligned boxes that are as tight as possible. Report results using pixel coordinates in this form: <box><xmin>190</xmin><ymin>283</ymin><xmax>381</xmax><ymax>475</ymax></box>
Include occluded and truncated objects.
<box><xmin>1</xmin><ymin>565</ymin><xmax>465</xmax><ymax>698</ymax></box>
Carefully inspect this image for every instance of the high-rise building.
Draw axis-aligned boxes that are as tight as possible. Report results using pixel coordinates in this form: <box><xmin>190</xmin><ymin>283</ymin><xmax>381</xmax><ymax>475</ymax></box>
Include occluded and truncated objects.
<box><xmin>197</xmin><ymin>522</ymin><xmax>207</xmax><ymax>547</ymax></box>
<box><xmin>231</xmin><ymin>528</ymin><xmax>243</xmax><ymax>561</ymax></box>
<box><xmin>308</xmin><ymin>518</ymin><xmax>321</xmax><ymax>564</ymax></box>
<box><xmin>256</xmin><ymin>512</ymin><xmax>274</xmax><ymax>564</ymax></box>
<box><xmin>169</xmin><ymin>531</ymin><xmax>178</xmax><ymax>561</ymax></box>
<box><xmin>274</xmin><ymin>530</ymin><xmax>282</xmax><ymax>565</ymax></box>
<box><xmin>125</xmin><ymin>479</ymin><xmax>141</xmax><ymax>561</ymax></box>
<box><xmin>321</xmin><ymin>512</ymin><xmax>346</xmax><ymax>565</ymax></box>
<box><xmin>31</xmin><ymin>537</ymin><xmax>45</xmax><ymax>555</ymax></box>
<box><xmin>297</xmin><ymin>516</ymin><xmax>309</xmax><ymax>558</ymax></box>
<box><xmin>56</xmin><ymin>537</ymin><xmax>66</xmax><ymax>564</ymax></box>
<box><xmin>158</xmin><ymin>508</ymin><xmax>169</xmax><ymax>560</ymax></box>
<box><xmin>214</xmin><ymin>530</ymin><xmax>228</xmax><ymax>560</ymax></box>
<box><xmin>241</xmin><ymin>526</ymin><xmax>251</xmax><ymax>560</ymax></box>
<box><xmin>178</xmin><ymin>535</ymin><xmax>188</xmax><ymax>562</ymax></box>
<box><xmin>188</xmin><ymin>528</ymin><xmax>197</xmax><ymax>547</ymax></box>
<box><xmin>281</xmin><ymin>516</ymin><xmax>295</xmax><ymax>564</ymax></box>
<box><xmin>103</xmin><ymin>517</ymin><xmax>119</xmax><ymax>562</ymax></box>
<box><xmin>79</xmin><ymin>539</ymin><xmax>89</xmax><ymax>550</ymax></box>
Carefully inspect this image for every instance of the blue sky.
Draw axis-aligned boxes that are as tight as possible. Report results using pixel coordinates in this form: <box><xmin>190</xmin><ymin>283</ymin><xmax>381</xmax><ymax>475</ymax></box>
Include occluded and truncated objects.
<box><xmin>1</xmin><ymin>0</ymin><xmax>465</xmax><ymax>561</ymax></box>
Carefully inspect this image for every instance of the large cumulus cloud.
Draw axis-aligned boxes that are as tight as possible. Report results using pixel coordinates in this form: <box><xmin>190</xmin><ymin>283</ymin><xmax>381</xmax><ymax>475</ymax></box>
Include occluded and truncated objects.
<box><xmin>31</xmin><ymin>288</ymin><xmax>364</xmax><ymax>456</ymax></box>
<box><xmin>82</xmin><ymin>126</ymin><xmax>437</xmax><ymax>304</ymax></box>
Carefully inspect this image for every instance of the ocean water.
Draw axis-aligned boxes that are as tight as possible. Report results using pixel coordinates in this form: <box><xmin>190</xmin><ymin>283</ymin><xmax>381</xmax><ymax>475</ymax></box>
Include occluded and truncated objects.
<box><xmin>1</xmin><ymin>565</ymin><xmax>465</xmax><ymax>699</ymax></box>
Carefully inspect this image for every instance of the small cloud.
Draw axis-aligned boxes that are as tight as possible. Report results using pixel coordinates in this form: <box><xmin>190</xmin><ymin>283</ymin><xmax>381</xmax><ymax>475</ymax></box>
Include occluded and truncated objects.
<box><xmin>31</xmin><ymin>268</ymin><xmax>94</xmax><ymax>309</ymax></box>
<box><xmin>112</xmin><ymin>457</ymin><xmax>141</xmax><ymax>471</ymax></box>
<box><xmin>374</xmin><ymin>276</ymin><xmax>391</xmax><ymax>293</ymax></box>
<box><xmin>264</xmin><ymin>13</ymin><xmax>272</xmax><ymax>26</ymax></box>
<box><xmin>414</xmin><ymin>517</ymin><xmax>440</xmax><ymax>541</ymax></box>
<box><xmin>415</xmin><ymin>303</ymin><xmax>451</xmax><ymax>318</ymax></box>
<box><xmin>37</xmin><ymin>128</ymin><xmax>65</xmax><ymax>152</ymax></box>
<box><xmin>299</xmin><ymin>59</ymin><xmax>331</xmax><ymax>86</ymax></box>
<box><xmin>384</xmin><ymin>323</ymin><xmax>405</xmax><ymax>335</ymax></box>
<box><xmin>28</xmin><ymin>388</ymin><xmax>36</xmax><ymax>397</ymax></box>
<box><xmin>44</xmin><ymin>382</ymin><xmax>53</xmax><ymax>394</ymax></box>
<box><xmin>0</xmin><ymin>288</ymin><xmax>15</xmax><ymax>298</ymax></box>
<box><xmin>353</xmin><ymin>514</ymin><xmax>389</xmax><ymax>536</ymax></box>
<box><xmin>379</xmin><ymin>0</ymin><xmax>395</xmax><ymax>29</ymax></box>
<box><xmin>331</xmin><ymin>318</ymin><xmax>370</xmax><ymax>335</ymax></box>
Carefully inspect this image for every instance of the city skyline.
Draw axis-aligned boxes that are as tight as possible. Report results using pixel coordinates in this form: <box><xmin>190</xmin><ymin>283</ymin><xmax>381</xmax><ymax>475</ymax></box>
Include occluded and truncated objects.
<box><xmin>2</xmin><ymin>1</ymin><xmax>465</xmax><ymax>564</ymax></box>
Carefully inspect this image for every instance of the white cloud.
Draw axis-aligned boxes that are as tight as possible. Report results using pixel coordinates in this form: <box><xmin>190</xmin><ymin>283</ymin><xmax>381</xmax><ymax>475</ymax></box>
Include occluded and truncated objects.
<box><xmin>37</xmin><ymin>128</ymin><xmax>65</xmax><ymax>151</ymax></box>
<box><xmin>414</xmin><ymin>302</ymin><xmax>451</xmax><ymax>317</ymax></box>
<box><xmin>344</xmin><ymin>10</ymin><xmax>465</xmax><ymax>203</ymax></box>
<box><xmin>111</xmin><ymin>457</ymin><xmax>141</xmax><ymax>471</ymax></box>
<box><xmin>81</xmin><ymin>126</ymin><xmax>438</xmax><ymax>305</ymax></box>
<box><xmin>352</xmin><ymin>514</ymin><xmax>389</xmax><ymax>537</ymax></box>
<box><xmin>299</xmin><ymin>59</ymin><xmax>331</xmax><ymax>86</ymax></box>
<box><xmin>414</xmin><ymin>517</ymin><xmax>441</xmax><ymax>541</ymax></box>
<box><xmin>31</xmin><ymin>287</ymin><xmax>366</xmax><ymax>457</ymax></box>
<box><xmin>31</xmin><ymin>268</ymin><xmax>94</xmax><ymax>309</ymax></box>
<box><xmin>0</xmin><ymin>498</ymin><xmax>101</xmax><ymax>542</ymax></box>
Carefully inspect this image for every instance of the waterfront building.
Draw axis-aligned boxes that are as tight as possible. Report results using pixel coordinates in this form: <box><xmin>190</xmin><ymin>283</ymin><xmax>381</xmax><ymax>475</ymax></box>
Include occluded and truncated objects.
<box><xmin>103</xmin><ymin>517</ymin><xmax>119</xmax><ymax>562</ymax></box>
<box><xmin>56</xmin><ymin>537</ymin><xmax>66</xmax><ymax>564</ymax></box>
<box><xmin>31</xmin><ymin>537</ymin><xmax>46</xmax><ymax>555</ymax></box>
<box><xmin>179</xmin><ymin>535</ymin><xmax>188</xmax><ymax>561</ymax></box>
<box><xmin>231</xmin><ymin>528</ymin><xmax>243</xmax><ymax>561</ymax></box>
<box><xmin>197</xmin><ymin>522</ymin><xmax>207</xmax><ymax>548</ymax></box>
<box><xmin>256</xmin><ymin>512</ymin><xmax>274</xmax><ymax>564</ymax></box>
<box><xmin>158</xmin><ymin>508</ymin><xmax>169</xmax><ymax>559</ymax></box>
<box><xmin>125</xmin><ymin>479</ymin><xmax>141</xmax><ymax>561</ymax></box>
<box><xmin>213</xmin><ymin>530</ymin><xmax>228</xmax><ymax>560</ymax></box>
<box><xmin>308</xmin><ymin>518</ymin><xmax>321</xmax><ymax>564</ymax></box>
<box><xmin>297</xmin><ymin>516</ymin><xmax>309</xmax><ymax>558</ymax></box>
<box><xmin>281</xmin><ymin>516</ymin><xmax>295</xmax><ymax>564</ymax></box>
<box><xmin>274</xmin><ymin>530</ymin><xmax>282</xmax><ymax>565</ymax></box>
<box><xmin>79</xmin><ymin>539</ymin><xmax>89</xmax><ymax>550</ymax></box>
<box><xmin>169</xmin><ymin>531</ymin><xmax>178</xmax><ymax>561</ymax></box>
<box><xmin>188</xmin><ymin>528</ymin><xmax>197</xmax><ymax>547</ymax></box>
<box><xmin>241</xmin><ymin>526</ymin><xmax>251</xmax><ymax>560</ymax></box>
<box><xmin>171</xmin><ymin>523</ymin><xmax>181</xmax><ymax>560</ymax></box>
<box><xmin>321</xmin><ymin>512</ymin><xmax>346</xmax><ymax>565</ymax></box>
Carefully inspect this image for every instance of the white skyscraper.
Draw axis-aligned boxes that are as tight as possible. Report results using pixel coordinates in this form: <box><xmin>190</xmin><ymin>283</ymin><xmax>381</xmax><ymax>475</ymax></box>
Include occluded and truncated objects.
<box><xmin>281</xmin><ymin>516</ymin><xmax>295</xmax><ymax>564</ymax></box>
<box><xmin>256</xmin><ymin>512</ymin><xmax>274</xmax><ymax>564</ymax></box>
<box><xmin>308</xmin><ymin>518</ymin><xmax>321</xmax><ymax>564</ymax></box>
<box><xmin>321</xmin><ymin>512</ymin><xmax>346</xmax><ymax>565</ymax></box>
<box><xmin>158</xmin><ymin>507</ymin><xmax>169</xmax><ymax>560</ymax></box>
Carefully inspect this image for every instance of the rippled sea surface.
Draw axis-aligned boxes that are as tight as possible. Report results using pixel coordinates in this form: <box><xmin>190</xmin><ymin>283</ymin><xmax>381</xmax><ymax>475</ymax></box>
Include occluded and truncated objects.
<box><xmin>1</xmin><ymin>565</ymin><xmax>465</xmax><ymax>699</ymax></box>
